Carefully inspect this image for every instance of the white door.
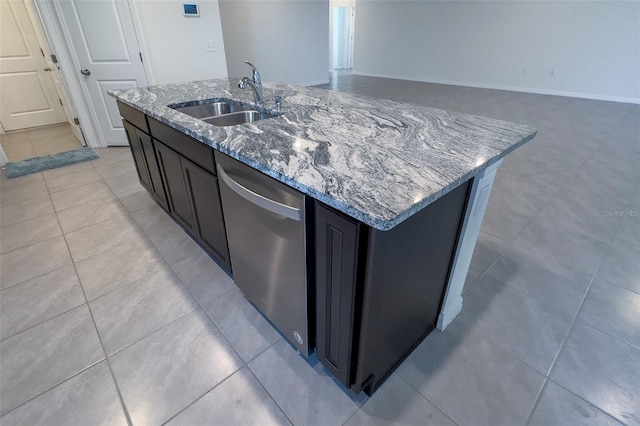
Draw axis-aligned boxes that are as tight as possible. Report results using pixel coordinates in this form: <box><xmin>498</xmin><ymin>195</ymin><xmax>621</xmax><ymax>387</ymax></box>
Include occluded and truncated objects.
<box><xmin>0</xmin><ymin>0</ymin><xmax>67</xmax><ymax>131</ymax></box>
<box><xmin>56</xmin><ymin>0</ymin><xmax>148</xmax><ymax>146</ymax></box>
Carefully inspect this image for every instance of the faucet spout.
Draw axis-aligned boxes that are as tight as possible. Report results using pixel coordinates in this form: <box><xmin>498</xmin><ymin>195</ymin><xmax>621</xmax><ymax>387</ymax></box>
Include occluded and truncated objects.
<box><xmin>244</xmin><ymin>60</ymin><xmax>262</xmax><ymax>88</ymax></box>
<box><xmin>239</xmin><ymin>60</ymin><xmax>263</xmax><ymax>104</ymax></box>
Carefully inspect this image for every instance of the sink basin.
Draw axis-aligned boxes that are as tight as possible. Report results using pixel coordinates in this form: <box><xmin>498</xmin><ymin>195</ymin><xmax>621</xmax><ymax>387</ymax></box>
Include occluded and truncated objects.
<box><xmin>170</xmin><ymin>100</ymin><xmax>279</xmax><ymax>126</ymax></box>
<box><xmin>204</xmin><ymin>110</ymin><xmax>275</xmax><ymax>127</ymax></box>
<box><xmin>173</xmin><ymin>101</ymin><xmax>247</xmax><ymax>120</ymax></box>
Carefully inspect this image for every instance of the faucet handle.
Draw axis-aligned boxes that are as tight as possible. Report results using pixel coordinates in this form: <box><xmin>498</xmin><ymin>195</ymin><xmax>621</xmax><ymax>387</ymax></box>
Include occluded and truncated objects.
<box><xmin>238</xmin><ymin>77</ymin><xmax>249</xmax><ymax>89</ymax></box>
<box><xmin>244</xmin><ymin>60</ymin><xmax>261</xmax><ymax>85</ymax></box>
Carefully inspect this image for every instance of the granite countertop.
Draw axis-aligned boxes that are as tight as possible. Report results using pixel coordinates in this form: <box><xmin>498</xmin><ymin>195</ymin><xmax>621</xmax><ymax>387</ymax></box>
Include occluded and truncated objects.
<box><xmin>110</xmin><ymin>79</ymin><xmax>536</xmax><ymax>231</ymax></box>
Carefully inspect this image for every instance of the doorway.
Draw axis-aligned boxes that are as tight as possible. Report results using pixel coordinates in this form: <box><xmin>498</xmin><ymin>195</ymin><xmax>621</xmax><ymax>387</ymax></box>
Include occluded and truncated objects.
<box><xmin>330</xmin><ymin>0</ymin><xmax>355</xmax><ymax>71</ymax></box>
<box><xmin>0</xmin><ymin>0</ymin><xmax>68</xmax><ymax>131</ymax></box>
<box><xmin>52</xmin><ymin>0</ymin><xmax>149</xmax><ymax>146</ymax></box>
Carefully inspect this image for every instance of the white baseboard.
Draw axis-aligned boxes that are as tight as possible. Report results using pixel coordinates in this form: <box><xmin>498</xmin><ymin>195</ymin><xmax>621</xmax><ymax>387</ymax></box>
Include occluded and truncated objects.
<box><xmin>352</xmin><ymin>71</ymin><xmax>640</xmax><ymax>104</ymax></box>
<box><xmin>437</xmin><ymin>297</ymin><xmax>463</xmax><ymax>331</ymax></box>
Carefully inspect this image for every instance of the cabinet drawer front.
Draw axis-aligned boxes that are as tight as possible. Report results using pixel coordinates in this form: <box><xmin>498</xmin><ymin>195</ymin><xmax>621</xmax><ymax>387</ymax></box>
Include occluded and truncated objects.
<box><xmin>148</xmin><ymin>117</ymin><xmax>215</xmax><ymax>173</ymax></box>
<box><xmin>117</xmin><ymin>102</ymin><xmax>149</xmax><ymax>134</ymax></box>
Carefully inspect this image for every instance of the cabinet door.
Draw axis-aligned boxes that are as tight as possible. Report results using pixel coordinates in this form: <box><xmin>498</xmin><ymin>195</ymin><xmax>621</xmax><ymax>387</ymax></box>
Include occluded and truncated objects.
<box><xmin>155</xmin><ymin>141</ymin><xmax>195</xmax><ymax>233</ymax></box>
<box><xmin>182</xmin><ymin>159</ymin><xmax>230</xmax><ymax>270</ymax></box>
<box><xmin>138</xmin><ymin>132</ymin><xmax>168</xmax><ymax>210</ymax></box>
<box><xmin>315</xmin><ymin>203</ymin><xmax>361</xmax><ymax>387</ymax></box>
<box><xmin>123</xmin><ymin>120</ymin><xmax>152</xmax><ymax>192</ymax></box>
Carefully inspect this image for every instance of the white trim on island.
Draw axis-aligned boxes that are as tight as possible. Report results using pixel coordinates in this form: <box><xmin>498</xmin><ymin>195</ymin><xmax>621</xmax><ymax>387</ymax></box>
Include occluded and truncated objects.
<box><xmin>437</xmin><ymin>159</ymin><xmax>502</xmax><ymax>330</ymax></box>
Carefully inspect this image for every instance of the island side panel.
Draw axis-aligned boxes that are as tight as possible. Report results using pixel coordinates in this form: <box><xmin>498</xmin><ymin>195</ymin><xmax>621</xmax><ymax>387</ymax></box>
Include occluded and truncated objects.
<box><xmin>352</xmin><ymin>180</ymin><xmax>471</xmax><ymax>395</ymax></box>
<box><xmin>437</xmin><ymin>159</ymin><xmax>503</xmax><ymax>330</ymax></box>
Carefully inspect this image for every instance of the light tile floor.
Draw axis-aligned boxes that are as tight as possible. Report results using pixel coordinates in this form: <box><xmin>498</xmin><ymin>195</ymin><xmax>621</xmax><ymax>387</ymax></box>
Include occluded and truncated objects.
<box><xmin>0</xmin><ymin>74</ymin><xmax>638</xmax><ymax>425</ymax></box>
<box><xmin>0</xmin><ymin>123</ymin><xmax>83</xmax><ymax>162</ymax></box>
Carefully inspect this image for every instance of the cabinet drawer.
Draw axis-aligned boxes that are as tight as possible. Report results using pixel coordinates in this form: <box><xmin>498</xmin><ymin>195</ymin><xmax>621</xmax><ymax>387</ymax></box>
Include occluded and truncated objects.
<box><xmin>148</xmin><ymin>117</ymin><xmax>215</xmax><ymax>173</ymax></box>
<box><xmin>117</xmin><ymin>102</ymin><xmax>149</xmax><ymax>134</ymax></box>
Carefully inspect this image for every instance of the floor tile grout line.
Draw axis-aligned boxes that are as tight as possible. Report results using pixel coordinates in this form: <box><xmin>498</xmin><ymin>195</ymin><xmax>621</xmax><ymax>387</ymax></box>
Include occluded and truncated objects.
<box><xmin>0</xmin><ymin>200</ymin><xmax>55</xmax><ymax>228</ymax></box>
<box><xmin>0</xmin><ymin>297</ymin><xmax>85</xmax><ymax>344</ymax></box>
<box><xmin>0</xmin><ymin>213</ymin><xmax>63</xmax><ymax>256</ymax></box>
<box><xmin>523</xmin><ymin>215</ymin><xmax>623</xmax><ymax>425</ymax></box>
<box><xmin>51</xmin><ymin>198</ymin><xmax>116</xmax><ymax>218</ymax></box>
<box><xmin>158</xmin><ymin>367</ymin><xmax>243</xmax><ymax>426</ymax></box>
<box><xmin>538</xmin><ymin>377</ymin><xmax>632</xmax><ymax>425</ymax></box>
<box><xmin>0</xmin><ymin>358</ymin><xmax>105</xmax><ymax>419</ymax></box>
<box><xmin>52</xmin><ymin>198</ymin><xmax>135</xmax><ymax>426</ymax></box>
<box><xmin>86</xmin><ymin>183</ymin><xmax>282</xmax><ymax>422</ymax></box>
<box><xmin>124</xmin><ymin>194</ymin><xmax>255</xmax><ymax>369</ymax></box>
<box><xmin>0</xmin><ymin>234</ymin><xmax>70</xmax><ymax>280</ymax></box>
<box><xmin>361</xmin><ymin>372</ymin><xmax>461</xmax><ymax>426</ymax></box>
<box><xmin>243</xmin><ymin>343</ymin><xmax>305</xmax><ymax>426</ymax></box>
<box><xmin>572</xmin><ymin>319</ymin><xmax>640</xmax><ymax>353</ymax></box>
<box><xmin>103</xmin><ymin>306</ymin><xmax>199</xmax><ymax>358</ymax></box>
<box><xmin>594</xmin><ymin>275</ymin><xmax>640</xmax><ymax>297</ymax></box>
<box><xmin>162</xmin><ymin>253</ymin><xmax>250</xmax><ymax>363</ymax></box>
<box><xmin>0</xmin><ymin>253</ymin><xmax>72</xmax><ymax>292</ymax></box>
<box><xmin>78</xmin><ymin>258</ymin><xmax>167</xmax><ymax>304</ymax></box>
<box><xmin>241</xmin><ymin>365</ymin><xmax>297</xmax><ymax>426</ymax></box>
<box><xmin>523</xmin><ymin>377</ymin><xmax>550</xmax><ymax>426</ymax></box>
<box><xmin>474</xmin><ymin>194</ymin><xmax>542</xmax><ymax>280</ymax></box>
<box><xmin>400</xmin><ymin>319</ymin><xmax>545</xmax><ymax>425</ymax></box>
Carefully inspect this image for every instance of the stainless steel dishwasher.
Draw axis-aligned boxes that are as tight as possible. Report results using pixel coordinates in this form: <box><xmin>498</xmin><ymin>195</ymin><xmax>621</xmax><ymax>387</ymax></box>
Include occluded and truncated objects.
<box><xmin>216</xmin><ymin>152</ymin><xmax>311</xmax><ymax>356</ymax></box>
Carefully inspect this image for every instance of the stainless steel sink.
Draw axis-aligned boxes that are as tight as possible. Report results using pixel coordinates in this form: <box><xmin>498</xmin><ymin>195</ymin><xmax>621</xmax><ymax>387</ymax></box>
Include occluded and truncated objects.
<box><xmin>170</xmin><ymin>100</ymin><xmax>278</xmax><ymax>126</ymax></box>
<box><xmin>204</xmin><ymin>110</ymin><xmax>274</xmax><ymax>127</ymax></box>
<box><xmin>173</xmin><ymin>101</ymin><xmax>248</xmax><ymax>120</ymax></box>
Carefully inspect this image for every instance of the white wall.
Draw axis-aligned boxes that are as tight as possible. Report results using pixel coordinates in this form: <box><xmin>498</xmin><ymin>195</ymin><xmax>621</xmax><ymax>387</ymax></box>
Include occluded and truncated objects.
<box><xmin>132</xmin><ymin>0</ymin><xmax>228</xmax><ymax>84</ymax></box>
<box><xmin>354</xmin><ymin>1</ymin><xmax>640</xmax><ymax>103</ymax></box>
<box><xmin>218</xmin><ymin>0</ymin><xmax>329</xmax><ymax>86</ymax></box>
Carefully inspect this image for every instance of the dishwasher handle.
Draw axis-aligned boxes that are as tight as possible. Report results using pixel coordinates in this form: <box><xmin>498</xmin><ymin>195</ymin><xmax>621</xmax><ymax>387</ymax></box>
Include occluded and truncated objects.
<box><xmin>217</xmin><ymin>164</ymin><xmax>302</xmax><ymax>221</ymax></box>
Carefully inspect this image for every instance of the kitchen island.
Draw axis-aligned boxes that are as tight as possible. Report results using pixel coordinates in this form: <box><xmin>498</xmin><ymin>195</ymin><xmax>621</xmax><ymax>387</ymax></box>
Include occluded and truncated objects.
<box><xmin>110</xmin><ymin>79</ymin><xmax>536</xmax><ymax>395</ymax></box>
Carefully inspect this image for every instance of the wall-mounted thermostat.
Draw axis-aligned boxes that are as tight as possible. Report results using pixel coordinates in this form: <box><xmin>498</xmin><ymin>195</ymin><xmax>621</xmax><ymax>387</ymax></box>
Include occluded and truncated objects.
<box><xmin>183</xmin><ymin>4</ymin><xmax>199</xmax><ymax>16</ymax></box>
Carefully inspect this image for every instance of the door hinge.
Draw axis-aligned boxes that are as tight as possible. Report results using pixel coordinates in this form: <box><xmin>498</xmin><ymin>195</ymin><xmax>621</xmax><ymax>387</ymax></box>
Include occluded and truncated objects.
<box><xmin>59</xmin><ymin>98</ymin><xmax>63</xmax><ymax>106</ymax></box>
<box><xmin>40</xmin><ymin>48</ymin><xmax>45</xmax><ymax>57</ymax></box>
<box><xmin>51</xmin><ymin>54</ymin><xmax>58</xmax><ymax>64</ymax></box>
<box><xmin>73</xmin><ymin>117</ymin><xmax>80</xmax><ymax>125</ymax></box>
<box><xmin>139</xmin><ymin>52</ymin><xmax>143</xmax><ymax>63</ymax></box>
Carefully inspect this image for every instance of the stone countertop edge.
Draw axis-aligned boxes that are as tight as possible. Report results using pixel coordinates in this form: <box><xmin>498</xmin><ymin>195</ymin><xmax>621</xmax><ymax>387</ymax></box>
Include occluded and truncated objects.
<box><xmin>109</xmin><ymin>79</ymin><xmax>537</xmax><ymax>231</ymax></box>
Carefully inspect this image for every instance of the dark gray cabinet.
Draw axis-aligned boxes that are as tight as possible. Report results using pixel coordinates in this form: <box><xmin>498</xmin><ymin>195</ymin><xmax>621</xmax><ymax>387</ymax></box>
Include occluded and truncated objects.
<box><xmin>123</xmin><ymin>120</ymin><xmax>151</xmax><ymax>191</ymax></box>
<box><xmin>117</xmin><ymin>101</ymin><xmax>229</xmax><ymax>271</ymax></box>
<box><xmin>155</xmin><ymin>142</ymin><xmax>195</xmax><ymax>233</ymax></box>
<box><xmin>182</xmin><ymin>158</ymin><xmax>230</xmax><ymax>267</ymax></box>
<box><xmin>118</xmin><ymin>100</ymin><xmax>474</xmax><ymax>396</ymax></box>
<box><xmin>315</xmin><ymin>180</ymin><xmax>471</xmax><ymax>395</ymax></box>
<box><xmin>121</xmin><ymin>115</ymin><xmax>167</xmax><ymax>210</ymax></box>
<box><xmin>154</xmin><ymin>140</ymin><xmax>230</xmax><ymax>271</ymax></box>
<box><xmin>315</xmin><ymin>204</ymin><xmax>362</xmax><ymax>387</ymax></box>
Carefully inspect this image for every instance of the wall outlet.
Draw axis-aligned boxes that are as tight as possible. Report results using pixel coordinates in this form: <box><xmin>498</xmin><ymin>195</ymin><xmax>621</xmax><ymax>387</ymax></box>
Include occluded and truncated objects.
<box><xmin>204</xmin><ymin>40</ymin><xmax>216</xmax><ymax>52</ymax></box>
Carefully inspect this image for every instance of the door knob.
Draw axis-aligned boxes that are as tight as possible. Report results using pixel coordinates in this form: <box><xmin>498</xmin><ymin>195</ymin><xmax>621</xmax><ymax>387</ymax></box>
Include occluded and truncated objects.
<box><xmin>43</xmin><ymin>67</ymin><xmax>52</xmax><ymax>72</ymax></box>
<box><xmin>80</xmin><ymin>69</ymin><xmax>91</xmax><ymax>76</ymax></box>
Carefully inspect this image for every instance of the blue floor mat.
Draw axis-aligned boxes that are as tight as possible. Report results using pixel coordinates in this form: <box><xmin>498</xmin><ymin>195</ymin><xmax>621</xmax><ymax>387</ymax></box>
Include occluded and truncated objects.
<box><xmin>3</xmin><ymin>148</ymin><xmax>99</xmax><ymax>178</ymax></box>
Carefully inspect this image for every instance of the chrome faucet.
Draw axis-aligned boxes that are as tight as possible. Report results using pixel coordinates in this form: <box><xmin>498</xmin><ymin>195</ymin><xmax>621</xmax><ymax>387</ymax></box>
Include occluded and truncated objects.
<box><xmin>238</xmin><ymin>60</ymin><xmax>263</xmax><ymax>104</ymax></box>
<box><xmin>238</xmin><ymin>77</ymin><xmax>263</xmax><ymax>105</ymax></box>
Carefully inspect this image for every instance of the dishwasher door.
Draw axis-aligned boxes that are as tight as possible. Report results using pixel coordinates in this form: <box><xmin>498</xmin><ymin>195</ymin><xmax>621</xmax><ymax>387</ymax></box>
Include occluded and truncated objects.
<box><xmin>216</xmin><ymin>153</ymin><xmax>310</xmax><ymax>356</ymax></box>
